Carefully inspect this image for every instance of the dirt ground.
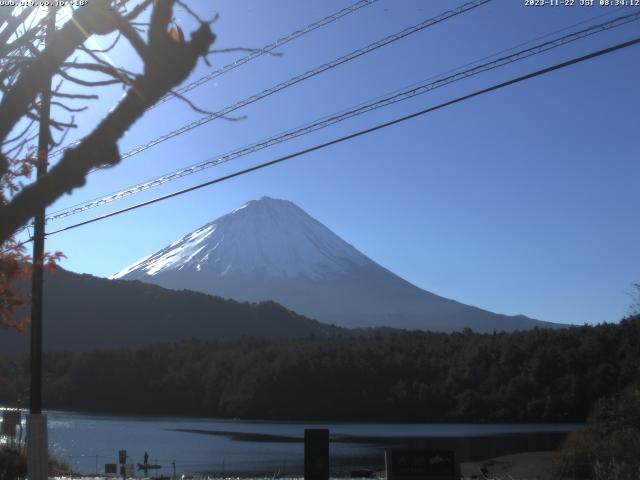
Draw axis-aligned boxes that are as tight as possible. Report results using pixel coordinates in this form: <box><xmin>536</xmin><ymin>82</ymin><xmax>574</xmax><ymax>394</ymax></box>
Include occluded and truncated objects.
<box><xmin>460</xmin><ymin>451</ymin><xmax>554</xmax><ymax>480</ymax></box>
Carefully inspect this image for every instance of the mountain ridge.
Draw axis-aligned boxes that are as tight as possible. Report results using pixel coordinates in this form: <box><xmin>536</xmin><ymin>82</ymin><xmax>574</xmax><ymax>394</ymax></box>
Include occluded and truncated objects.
<box><xmin>0</xmin><ymin>267</ymin><xmax>346</xmax><ymax>354</ymax></box>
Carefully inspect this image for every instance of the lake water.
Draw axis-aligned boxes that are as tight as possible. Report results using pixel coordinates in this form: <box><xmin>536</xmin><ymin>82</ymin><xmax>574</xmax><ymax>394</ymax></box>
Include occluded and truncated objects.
<box><xmin>3</xmin><ymin>409</ymin><xmax>582</xmax><ymax>477</ymax></box>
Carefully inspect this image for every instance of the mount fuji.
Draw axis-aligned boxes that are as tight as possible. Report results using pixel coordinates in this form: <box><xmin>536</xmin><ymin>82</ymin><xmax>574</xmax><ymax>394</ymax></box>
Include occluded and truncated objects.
<box><xmin>113</xmin><ymin>197</ymin><xmax>556</xmax><ymax>332</ymax></box>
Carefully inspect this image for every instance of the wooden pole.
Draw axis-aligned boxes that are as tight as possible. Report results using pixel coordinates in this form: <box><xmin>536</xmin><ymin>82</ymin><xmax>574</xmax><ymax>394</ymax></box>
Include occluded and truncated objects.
<box><xmin>27</xmin><ymin>7</ymin><xmax>55</xmax><ymax>480</ymax></box>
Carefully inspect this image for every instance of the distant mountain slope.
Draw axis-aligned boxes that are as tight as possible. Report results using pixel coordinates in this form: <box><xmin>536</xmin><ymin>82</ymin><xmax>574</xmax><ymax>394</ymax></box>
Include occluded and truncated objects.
<box><xmin>0</xmin><ymin>268</ymin><xmax>344</xmax><ymax>355</ymax></box>
<box><xmin>114</xmin><ymin>197</ymin><xmax>560</xmax><ymax>332</ymax></box>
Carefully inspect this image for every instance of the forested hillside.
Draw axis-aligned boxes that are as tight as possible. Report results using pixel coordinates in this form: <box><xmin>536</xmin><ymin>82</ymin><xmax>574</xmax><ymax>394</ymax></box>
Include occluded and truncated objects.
<box><xmin>1</xmin><ymin>316</ymin><xmax>638</xmax><ymax>421</ymax></box>
<box><xmin>0</xmin><ymin>268</ymin><xmax>344</xmax><ymax>354</ymax></box>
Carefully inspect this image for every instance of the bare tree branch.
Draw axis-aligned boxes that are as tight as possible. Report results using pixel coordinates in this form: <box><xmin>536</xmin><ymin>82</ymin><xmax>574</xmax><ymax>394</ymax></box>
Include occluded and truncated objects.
<box><xmin>124</xmin><ymin>0</ymin><xmax>153</xmax><ymax>21</ymax></box>
<box><xmin>168</xmin><ymin>88</ymin><xmax>245</xmax><ymax>120</ymax></box>
<box><xmin>24</xmin><ymin>111</ymin><xmax>76</xmax><ymax>131</ymax></box>
<box><xmin>53</xmin><ymin>91</ymin><xmax>99</xmax><ymax>100</ymax></box>
<box><xmin>81</xmin><ymin>32</ymin><xmax>121</xmax><ymax>53</ymax></box>
<box><xmin>0</xmin><ymin>0</ymin><xmax>215</xmax><ymax>242</ymax></box>
<box><xmin>0</xmin><ymin>2</ymin><xmax>125</xmax><ymax>142</ymax></box>
<box><xmin>67</xmin><ymin>55</ymin><xmax>137</xmax><ymax>83</ymax></box>
<box><xmin>58</xmin><ymin>68</ymin><xmax>129</xmax><ymax>87</ymax></box>
<box><xmin>0</xmin><ymin>7</ymin><xmax>35</xmax><ymax>52</ymax></box>
<box><xmin>177</xmin><ymin>0</ymin><xmax>219</xmax><ymax>25</ymax></box>
<box><xmin>1</xmin><ymin>118</ymin><xmax>36</xmax><ymax>146</ymax></box>
<box><xmin>112</xmin><ymin>12</ymin><xmax>149</xmax><ymax>61</ymax></box>
<box><xmin>50</xmin><ymin>101</ymin><xmax>88</xmax><ymax>113</ymax></box>
<box><xmin>3</xmin><ymin>133</ymin><xmax>37</xmax><ymax>159</ymax></box>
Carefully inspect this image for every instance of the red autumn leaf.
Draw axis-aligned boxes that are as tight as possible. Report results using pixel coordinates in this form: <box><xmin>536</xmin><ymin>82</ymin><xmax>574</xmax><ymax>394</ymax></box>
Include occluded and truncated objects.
<box><xmin>1</xmin><ymin>236</ymin><xmax>64</xmax><ymax>329</ymax></box>
<box><xmin>45</xmin><ymin>261</ymin><xmax>57</xmax><ymax>274</ymax></box>
<box><xmin>13</xmin><ymin>317</ymin><xmax>30</xmax><ymax>334</ymax></box>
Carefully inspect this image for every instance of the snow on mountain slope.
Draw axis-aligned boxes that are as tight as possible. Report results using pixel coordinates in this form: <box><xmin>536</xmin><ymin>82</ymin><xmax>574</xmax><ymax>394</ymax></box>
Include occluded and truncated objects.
<box><xmin>113</xmin><ymin>197</ymin><xmax>558</xmax><ymax>332</ymax></box>
<box><xmin>114</xmin><ymin>197</ymin><xmax>371</xmax><ymax>281</ymax></box>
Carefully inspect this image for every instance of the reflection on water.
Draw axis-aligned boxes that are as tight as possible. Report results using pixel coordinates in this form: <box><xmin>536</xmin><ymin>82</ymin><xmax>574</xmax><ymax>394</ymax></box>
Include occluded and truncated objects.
<box><xmin>2</xmin><ymin>408</ymin><xmax>582</xmax><ymax>477</ymax></box>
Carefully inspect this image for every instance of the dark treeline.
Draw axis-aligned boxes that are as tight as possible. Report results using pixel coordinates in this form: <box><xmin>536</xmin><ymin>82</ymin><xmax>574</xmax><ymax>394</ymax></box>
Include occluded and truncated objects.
<box><xmin>1</xmin><ymin>316</ymin><xmax>639</xmax><ymax>421</ymax></box>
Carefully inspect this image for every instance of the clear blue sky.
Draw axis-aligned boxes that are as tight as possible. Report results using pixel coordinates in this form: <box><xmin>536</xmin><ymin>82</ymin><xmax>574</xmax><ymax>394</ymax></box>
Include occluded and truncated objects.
<box><xmin>26</xmin><ymin>0</ymin><xmax>640</xmax><ymax>326</ymax></box>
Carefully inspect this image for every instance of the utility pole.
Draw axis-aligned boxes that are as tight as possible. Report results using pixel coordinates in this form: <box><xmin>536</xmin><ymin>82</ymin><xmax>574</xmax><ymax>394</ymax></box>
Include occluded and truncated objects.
<box><xmin>27</xmin><ymin>6</ymin><xmax>56</xmax><ymax>480</ymax></box>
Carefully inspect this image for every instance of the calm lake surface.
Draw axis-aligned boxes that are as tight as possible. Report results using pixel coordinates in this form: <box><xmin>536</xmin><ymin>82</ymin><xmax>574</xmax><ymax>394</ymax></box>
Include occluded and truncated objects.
<box><xmin>7</xmin><ymin>409</ymin><xmax>582</xmax><ymax>477</ymax></box>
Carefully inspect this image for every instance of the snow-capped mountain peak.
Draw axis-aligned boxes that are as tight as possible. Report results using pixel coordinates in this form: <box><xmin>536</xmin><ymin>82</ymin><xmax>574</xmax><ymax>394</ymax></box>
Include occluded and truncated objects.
<box><xmin>113</xmin><ymin>197</ymin><xmax>370</xmax><ymax>281</ymax></box>
<box><xmin>113</xmin><ymin>196</ymin><xmax>552</xmax><ymax>332</ymax></box>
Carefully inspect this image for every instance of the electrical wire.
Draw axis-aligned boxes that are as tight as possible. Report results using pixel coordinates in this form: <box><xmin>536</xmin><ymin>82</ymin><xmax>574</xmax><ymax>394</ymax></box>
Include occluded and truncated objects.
<box><xmin>48</xmin><ymin>0</ymin><xmax>491</xmax><ymax>163</ymax></box>
<box><xmin>47</xmin><ymin>0</ymin><xmax>380</xmax><ymax>157</ymax></box>
<box><xmin>44</xmin><ymin>36</ymin><xmax>640</xmax><ymax>237</ymax></box>
<box><xmin>155</xmin><ymin>0</ymin><xmax>380</xmax><ymax>106</ymax></box>
<box><xmin>41</xmin><ymin>10</ymin><xmax>640</xmax><ymax>224</ymax></box>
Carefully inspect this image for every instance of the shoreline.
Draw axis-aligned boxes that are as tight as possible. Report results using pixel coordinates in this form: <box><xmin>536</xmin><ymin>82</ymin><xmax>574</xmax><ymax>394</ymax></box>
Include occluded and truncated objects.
<box><xmin>1</xmin><ymin>405</ymin><xmax>588</xmax><ymax>425</ymax></box>
<box><xmin>48</xmin><ymin>450</ymin><xmax>557</xmax><ymax>480</ymax></box>
<box><xmin>3</xmin><ymin>407</ymin><xmax>576</xmax><ymax>478</ymax></box>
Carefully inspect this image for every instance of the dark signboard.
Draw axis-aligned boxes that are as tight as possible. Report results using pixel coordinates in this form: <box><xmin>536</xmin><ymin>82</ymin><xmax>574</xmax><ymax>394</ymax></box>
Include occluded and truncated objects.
<box><xmin>304</xmin><ymin>428</ymin><xmax>329</xmax><ymax>480</ymax></box>
<box><xmin>385</xmin><ymin>449</ymin><xmax>458</xmax><ymax>480</ymax></box>
<box><xmin>105</xmin><ymin>464</ymin><xmax>117</xmax><ymax>474</ymax></box>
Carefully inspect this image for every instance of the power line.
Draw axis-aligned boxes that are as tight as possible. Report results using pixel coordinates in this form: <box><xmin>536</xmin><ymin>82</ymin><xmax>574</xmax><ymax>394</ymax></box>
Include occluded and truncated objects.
<box><xmin>371</xmin><ymin>4</ymin><xmax>630</xmax><ymax>102</ymax></box>
<box><xmin>49</xmin><ymin>0</ymin><xmax>492</xmax><ymax>165</ymax></box>
<box><xmin>155</xmin><ymin>0</ymin><xmax>380</xmax><ymax>106</ymax></box>
<box><xmin>47</xmin><ymin>0</ymin><xmax>379</xmax><ymax>158</ymax></box>
<box><xmin>44</xmin><ymin>36</ymin><xmax>640</xmax><ymax>238</ymax></box>
<box><xmin>41</xmin><ymin>10</ymin><xmax>640</xmax><ymax>224</ymax></box>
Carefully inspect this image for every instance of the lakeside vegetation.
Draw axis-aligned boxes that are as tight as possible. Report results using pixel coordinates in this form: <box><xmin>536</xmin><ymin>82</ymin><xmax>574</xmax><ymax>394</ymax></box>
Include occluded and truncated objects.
<box><xmin>1</xmin><ymin>315</ymin><xmax>638</xmax><ymax>422</ymax></box>
<box><xmin>550</xmin><ymin>385</ymin><xmax>640</xmax><ymax>479</ymax></box>
<box><xmin>0</xmin><ymin>446</ymin><xmax>72</xmax><ymax>479</ymax></box>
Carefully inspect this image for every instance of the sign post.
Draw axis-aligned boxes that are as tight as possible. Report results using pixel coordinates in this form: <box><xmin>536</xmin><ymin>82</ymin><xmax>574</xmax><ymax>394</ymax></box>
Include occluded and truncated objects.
<box><xmin>118</xmin><ymin>450</ymin><xmax>127</xmax><ymax>480</ymax></box>
<box><xmin>304</xmin><ymin>428</ymin><xmax>329</xmax><ymax>480</ymax></box>
<box><xmin>27</xmin><ymin>7</ymin><xmax>56</xmax><ymax>480</ymax></box>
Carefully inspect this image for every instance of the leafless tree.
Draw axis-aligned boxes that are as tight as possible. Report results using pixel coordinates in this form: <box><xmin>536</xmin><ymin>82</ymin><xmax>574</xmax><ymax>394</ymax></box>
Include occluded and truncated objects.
<box><xmin>0</xmin><ymin>0</ymin><xmax>216</xmax><ymax>242</ymax></box>
<box><xmin>0</xmin><ymin>0</ymin><xmax>217</xmax><ymax>327</ymax></box>
<box><xmin>630</xmin><ymin>283</ymin><xmax>640</xmax><ymax>317</ymax></box>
